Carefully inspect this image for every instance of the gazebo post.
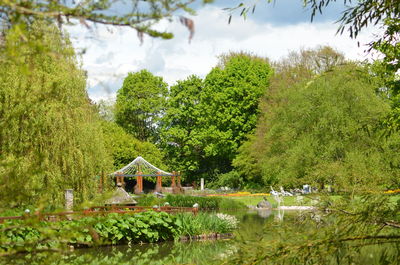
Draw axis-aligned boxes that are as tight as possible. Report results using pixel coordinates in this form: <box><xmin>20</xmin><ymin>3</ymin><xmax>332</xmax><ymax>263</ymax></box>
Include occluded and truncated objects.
<box><xmin>135</xmin><ymin>171</ymin><xmax>143</xmax><ymax>194</ymax></box>
<box><xmin>156</xmin><ymin>171</ymin><xmax>162</xmax><ymax>192</ymax></box>
<box><xmin>116</xmin><ymin>172</ymin><xmax>123</xmax><ymax>186</ymax></box>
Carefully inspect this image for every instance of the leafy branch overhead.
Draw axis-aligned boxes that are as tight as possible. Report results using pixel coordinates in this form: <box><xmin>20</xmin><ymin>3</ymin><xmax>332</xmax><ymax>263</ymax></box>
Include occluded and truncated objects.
<box><xmin>0</xmin><ymin>0</ymin><xmax>209</xmax><ymax>41</ymax></box>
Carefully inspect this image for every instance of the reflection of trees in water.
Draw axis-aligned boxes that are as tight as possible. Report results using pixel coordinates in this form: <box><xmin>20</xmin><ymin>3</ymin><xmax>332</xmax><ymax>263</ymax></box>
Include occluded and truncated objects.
<box><xmin>70</xmin><ymin>241</ymin><xmax>231</xmax><ymax>265</ymax></box>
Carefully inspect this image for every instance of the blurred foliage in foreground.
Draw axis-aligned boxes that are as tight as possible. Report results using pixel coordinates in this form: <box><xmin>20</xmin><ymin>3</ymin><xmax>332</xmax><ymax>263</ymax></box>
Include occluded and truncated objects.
<box><xmin>225</xmin><ymin>194</ymin><xmax>400</xmax><ymax>264</ymax></box>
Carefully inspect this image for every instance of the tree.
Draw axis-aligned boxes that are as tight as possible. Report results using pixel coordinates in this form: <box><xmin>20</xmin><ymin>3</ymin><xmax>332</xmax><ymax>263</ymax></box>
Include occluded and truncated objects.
<box><xmin>96</xmin><ymin>99</ymin><xmax>116</xmax><ymax>122</ymax></box>
<box><xmin>249</xmin><ymin>64</ymin><xmax>399</xmax><ymax>189</ymax></box>
<box><xmin>0</xmin><ymin>21</ymin><xmax>112</xmax><ymax>207</ymax></box>
<box><xmin>273</xmin><ymin>46</ymin><xmax>345</xmax><ymax>74</ymax></box>
<box><xmin>234</xmin><ymin>46</ymin><xmax>346</xmax><ymax>186</ymax></box>
<box><xmin>160</xmin><ymin>53</ymin><xmax>272</xmax><ymax>182</ymax></box>
<box><xmin>197</xmin><ymin>52</ymin><xmax>272</xmax><ymax>180</ymax></box>
<box><xmin>115</xmin><ymin>70</ymin><xmax>168</xmax><ymax>142</ymax></box>
<box><xmin>160</xmin><ymin>75</ymin><xmax>204</xmax><ymax>179</ymax></box>
<box><xmin>101</xmin><ymin>121</ymin><xmax>165</xmax><ymax>171</ymax></box>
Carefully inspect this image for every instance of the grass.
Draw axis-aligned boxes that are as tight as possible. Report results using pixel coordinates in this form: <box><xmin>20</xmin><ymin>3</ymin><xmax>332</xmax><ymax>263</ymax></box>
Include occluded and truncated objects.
<box><xmin>176</xmin><ymin>212</ymin><xmax>238</xmax><ymax>236</ymax></box>
<box><xmin>216</xmin><ymin>195</ymin><xmax>343</xmax><ymax>208</ymax></box>
<box><xmin>226</xmin><ymin>194</ymin><xmax>400</xmax><ymax>208</ymax></box>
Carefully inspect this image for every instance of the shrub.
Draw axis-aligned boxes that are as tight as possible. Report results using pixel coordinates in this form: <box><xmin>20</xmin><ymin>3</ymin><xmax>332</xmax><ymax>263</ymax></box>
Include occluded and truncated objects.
<box><xmin>165</xmin><ymin>194</ymin><xmax>246</xmax><ymax>210</ymax></box>
<box><xmin>135</xmin><ymin>194</ymin><xmax>165</xmax><ymax>206</ymax></box>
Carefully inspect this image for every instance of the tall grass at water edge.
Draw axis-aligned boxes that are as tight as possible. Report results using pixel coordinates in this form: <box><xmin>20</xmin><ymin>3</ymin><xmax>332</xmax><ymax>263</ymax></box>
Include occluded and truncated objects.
<box><xmin>175</xmin><ymin>212</ymin><xmax>238</xmax><ymax>237</ymax></box>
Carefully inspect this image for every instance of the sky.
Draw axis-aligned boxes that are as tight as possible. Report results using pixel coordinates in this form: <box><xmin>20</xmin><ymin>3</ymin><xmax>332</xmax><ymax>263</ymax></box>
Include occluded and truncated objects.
<box><xmin>66</xmin><ymin>0</ymin><xmax>379</xmax><ymax>102</ymax></box>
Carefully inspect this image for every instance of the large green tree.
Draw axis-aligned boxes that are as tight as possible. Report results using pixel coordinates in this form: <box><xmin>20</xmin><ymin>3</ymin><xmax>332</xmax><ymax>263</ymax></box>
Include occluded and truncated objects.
<box><xmin>115</xmin><ymin>70</ymin><xmax>168</xmax><ymax>142</ymax></box>
<box><xmin>160</xmin><ymin>53</ymin><xmax>272</xmax><ymax>182</ymax></box>
<box><xmin>160</xmin><ymin>75</ymin><xmax>204</xmax><ymax>178</ymax></box>
<box><xmin>236</xmin><ymin>59</ymin><xmax>400</xmax><ymax>190</ymax></box>
<box><xmin>0</xmin><ymin>21</ymin><xmax>112</xmax><ymax>207</ymax></box>
<box><xmin>234</xmin><ymin>46</ymin><xmax>348</xmax><ymax>185</ymax></box>
<box><xmin>199</xmin><ymin>52</ymin><xmax>272</xmax><ymax>179</ymax></box>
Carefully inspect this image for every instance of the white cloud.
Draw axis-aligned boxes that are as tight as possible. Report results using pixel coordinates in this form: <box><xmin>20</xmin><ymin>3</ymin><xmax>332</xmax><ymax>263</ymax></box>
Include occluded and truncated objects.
<box><xmin>66</xmin><ymin>5</ymin><xmax>379</xmax><ymax>102</ymax></box>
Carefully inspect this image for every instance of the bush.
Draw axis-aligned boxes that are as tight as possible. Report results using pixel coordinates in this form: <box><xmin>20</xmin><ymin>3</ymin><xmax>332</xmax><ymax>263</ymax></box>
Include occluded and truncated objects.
<box><xmin>135</xmin><ymin>194</ymin><xmax>165</xmax><ymax>206</ymax></box>
<box><xmin>165</xmin><ymin>194</ymin><xmax>246</xmax><ymax>210</ymax></box>
<box><xmin>211</xmin><ymin>170</ymin><xmax>244</xmax><ymax>189</ymax></box>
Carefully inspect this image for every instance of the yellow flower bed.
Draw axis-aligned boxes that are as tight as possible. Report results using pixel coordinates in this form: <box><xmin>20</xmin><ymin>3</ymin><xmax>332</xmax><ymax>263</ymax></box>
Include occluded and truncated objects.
<box><xmin>384</xmin><ymin>189</ymin><xmax>400</xmax><ymax>194</ymax></box>
<box><xmin>206</xmin><ymin>192</ymin><xmax>270</xmax><ymax>197</ymax></box>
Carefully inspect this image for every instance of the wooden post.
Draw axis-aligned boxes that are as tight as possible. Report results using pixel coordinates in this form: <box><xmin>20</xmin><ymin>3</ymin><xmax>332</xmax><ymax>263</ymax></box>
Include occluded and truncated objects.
<box><xmin>135</xmin><ymin>171</ymin><xmax>143</xmax><ymax>194</ymax></box>
<box><xmin>156</xmin><ymin>171</ymin><xmax>162</xmax><ymax>192</ymax></box>
<box><xmin>139</xmin><ymin>172</ymin><xmax>143</xmax><ymax>193</ymax></box>
<box><xmin>116</xmin><ymin>172</ymin><xmax>124</xmax><ymax>187</ymax></box>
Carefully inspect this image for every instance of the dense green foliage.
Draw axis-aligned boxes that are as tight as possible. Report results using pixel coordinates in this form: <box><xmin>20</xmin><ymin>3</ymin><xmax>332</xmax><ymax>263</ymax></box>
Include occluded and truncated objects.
<box><xmin>0</xmin><ymin>211</ymin><xmax>179</xmax><ymax>255</ymax></box>
<box><xmin>165</xmin><ymin>194</ymin><xmax>247</xmax><ymax>210</ymax></box>
<box><xmin>115</xmin><ymin>70</ymin><xmax>168</xmax><ymax>142</ymax></box>
<box><xmin>234</xmin><ymin>53</ymin><xmax>400</xmax><ymax>190</ymax></box>
<box><xmin>0</xmin><ymin>210</ymin><xmax>238</xmax><ymax>257</ymax></box>
<box><xmin>101</xmin><ymin>121</ymin><xmax>164</xmax><ymax>171</ymax></box>
<box><xmin>160</xmin><ymin>75</ymin><xmax>205</xmax><ymax>174</ymax></box>
<box><xmin>160</xmin><ymin>53</ymin><xmax>272</xmax><ymax>181</ymax></box>
<box><xmin>0</xmin><ymin>22</ymin><xmax>112</xmax><ymax>207</ymax></box>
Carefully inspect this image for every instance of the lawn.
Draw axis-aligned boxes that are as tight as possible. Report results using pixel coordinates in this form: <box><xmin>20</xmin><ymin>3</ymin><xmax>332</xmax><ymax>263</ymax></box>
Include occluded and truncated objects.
<box><xmin>220</xmin><ymin>194</ymin><xmax>399</xmax><ymax>208</ymax></box>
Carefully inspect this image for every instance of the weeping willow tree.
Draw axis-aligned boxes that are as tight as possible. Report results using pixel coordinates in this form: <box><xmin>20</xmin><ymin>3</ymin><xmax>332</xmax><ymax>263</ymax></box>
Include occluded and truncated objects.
<box><xmin>0</xmin><ymin>21</ymin><xmax>112</xmax><ymax>208</ymax></box>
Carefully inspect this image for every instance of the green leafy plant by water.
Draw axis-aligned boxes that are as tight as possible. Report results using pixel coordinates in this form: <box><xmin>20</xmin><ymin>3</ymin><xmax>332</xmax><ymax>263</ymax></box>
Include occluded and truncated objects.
<box><xmin>0</xmin><ymin>210</ymin><xmax>239</xmax><ymax>257</ymax></box>
<box><xmin>0</xmin><ymin>211</ymin><xmax>179</xmax><ymax>255</ymax></box>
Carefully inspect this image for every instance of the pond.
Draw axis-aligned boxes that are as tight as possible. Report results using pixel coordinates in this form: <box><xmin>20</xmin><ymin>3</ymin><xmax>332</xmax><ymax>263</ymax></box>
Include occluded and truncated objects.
<box><xmin>5</xmin><ymin>209</ymin><xmax>286</xmax><ymax>265</ymax></box>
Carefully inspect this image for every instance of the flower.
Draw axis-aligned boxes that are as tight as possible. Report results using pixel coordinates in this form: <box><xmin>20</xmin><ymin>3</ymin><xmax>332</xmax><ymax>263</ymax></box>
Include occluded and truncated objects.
<box><xmin>216</xmin><ymin>213</ymin><xmax>239</xmax><ymax>230</ymax></box>
<box><xmin>384</xmin><ymin>189</ymin><xmax>400</xmax><ymax>194</ymax></box>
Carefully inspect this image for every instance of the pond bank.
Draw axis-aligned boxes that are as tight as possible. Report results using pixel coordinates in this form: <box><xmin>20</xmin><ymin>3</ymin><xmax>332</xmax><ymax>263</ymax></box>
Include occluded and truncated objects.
<box><xmin>179</xmin><ymin>232</ymin><xmax>233</xmax><ymax>241</ymax></box>
<box><xmin>248</xmin><ymin>205</ymin><xmax>316</xmax><ymax>211</ymax></box>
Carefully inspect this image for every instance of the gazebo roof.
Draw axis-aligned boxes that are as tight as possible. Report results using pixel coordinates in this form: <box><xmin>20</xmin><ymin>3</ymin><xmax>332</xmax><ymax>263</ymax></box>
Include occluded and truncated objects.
<box><xmin>112</xmin><ymin>156</ymin><xmax>172</xmax><ymax>176</ymax></box>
